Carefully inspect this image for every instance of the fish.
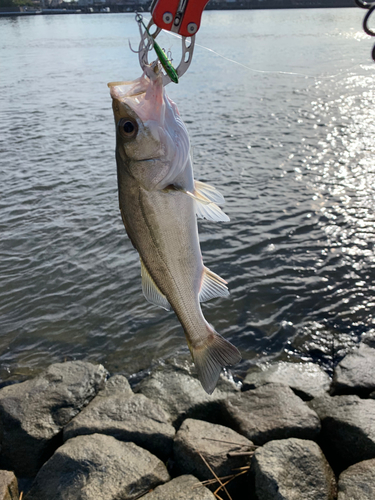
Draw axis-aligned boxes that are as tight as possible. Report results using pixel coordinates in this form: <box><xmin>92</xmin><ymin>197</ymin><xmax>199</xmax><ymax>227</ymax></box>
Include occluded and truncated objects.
<box><xmin>108</xmin><ymin>64</ymin><xmax>241</xmax><ymax>394</ymax></box>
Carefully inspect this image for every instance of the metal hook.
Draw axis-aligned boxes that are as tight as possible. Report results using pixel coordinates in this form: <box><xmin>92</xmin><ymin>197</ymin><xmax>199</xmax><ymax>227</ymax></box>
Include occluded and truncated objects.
<box><xmin>136</xmin><ymin>15</ymin><xmax>195</xmax><ymax>86</ymax></box>
<box><xmin>363</xmin><ymin>5</ymin><xmax>375</xmax><ymax>37</ymax></box>
<box><xmin>355</xmin><ymin>0</ymin><xmax>375</xmax><ymax>60</ymax></box>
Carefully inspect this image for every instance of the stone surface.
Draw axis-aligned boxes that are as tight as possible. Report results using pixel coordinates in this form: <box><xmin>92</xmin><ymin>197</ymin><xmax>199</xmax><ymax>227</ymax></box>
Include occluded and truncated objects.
<box><xmin>0</xmin><ymin>471</ymin><xmax>19</xmax><ymax>500</ymax></box>
<box><xmin>361</xmin><ymin>331</ymin><xmax>375</xmax><ymax>349</ymax></box>
<box><xmin>309</xmin><ymin>394</ymin><xmax>375</xmax><ymax>471</ymax></box>
<box><xmin>63</xmin><ymin>374</ymin><xmax>175</xmax><ymax>460</ymax></box>
<box><xmin>0</xmin><ymin>361</ymin><xmax>108</xmax><ymax>477</ymax></box>
<box><xmin>331</xmin><ymin>344</ymin><xmax>375</xmax><ymax>396</ymax></box>
<box><xmin>142</xmin><ymin>475</ymin><xmax>216</xmax><ymax>500</ymax></box>
<box><xmin>243</xmin><ymin>361</ymin><xmax>331</xmax><ymax>400</ymax></box>
<box><xmin>220</xmin><ymin>383</ymin><xmax>321</xmax><ymax>445</ymax></box>
<box><xmin>135</xmin><ymin>363</ymin><xmax>236</xmax><ymax>427</ymax></box>
<box><xmin>252</xmin><ymin>438</ymin><xmax>336</xmax><ymax>500</ymax></box>
<box><xmin>25</xmin><ymin>433</ymin><xmax>170</xmax><ymax>500</ymax></box>
<box><xmin>173</xmin><ymin>418</ymin><xmax>254</xmax><ymax>483</ymax></box>
<box><xmin>338</xmin><ymin>459</ymin><xmax>375</xmax><ymax>500</ymax></box>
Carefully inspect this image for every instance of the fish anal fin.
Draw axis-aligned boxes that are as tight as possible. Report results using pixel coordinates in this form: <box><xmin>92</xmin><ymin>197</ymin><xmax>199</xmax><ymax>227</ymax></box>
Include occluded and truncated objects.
<box><xmin>192</xmin><ymin>327</ymin><xmax>241</xmax><ymax>394</ymax></box>
<box><xmin>140</xmin><ymin>258</ymin><xmax>171</xmax><ymax>311</ymax></box>
<box><xmin>199</xmin><ymin>267</ymin><xmax>229</xmax><ymax>303</ymax></box>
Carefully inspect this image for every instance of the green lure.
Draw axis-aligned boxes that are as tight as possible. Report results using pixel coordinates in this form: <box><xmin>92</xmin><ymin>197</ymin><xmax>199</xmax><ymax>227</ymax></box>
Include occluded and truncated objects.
<box><xmin>139</xmin><ymin>18</ymin><xmax>179</xmax><ymax>84</ymax></box>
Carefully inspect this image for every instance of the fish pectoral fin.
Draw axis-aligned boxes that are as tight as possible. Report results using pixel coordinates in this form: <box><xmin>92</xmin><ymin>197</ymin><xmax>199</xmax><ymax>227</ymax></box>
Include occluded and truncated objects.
<box><xmin>178</xmin><ymin>187</ymin><xmax>230</xmax><ymax>223</ymax></box>
<box><xmin>140</xmin><ymin>258</ymin><xmax>171</xmax><ymax>311</ymax></box>
<box><xmin>192</xmin><ymin>326</ymin><xmax>242</xmax><ymax>395</ymax></box>
<box><xmin>194</xmin><ymin>180</ymin><xmax>226</xmax><ymax>206</ymax></box>
<box><xmin>199</xmin><ymin>267</ymin><xmax>230</xmax><ymax>303</ymax></box>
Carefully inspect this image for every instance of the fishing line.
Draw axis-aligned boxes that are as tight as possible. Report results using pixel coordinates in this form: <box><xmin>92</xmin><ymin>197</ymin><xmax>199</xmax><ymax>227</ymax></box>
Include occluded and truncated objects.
<box><xmin>162</xmin><ymin>28</ymin><xmax>363</xmax><ymax>81</ymax></box>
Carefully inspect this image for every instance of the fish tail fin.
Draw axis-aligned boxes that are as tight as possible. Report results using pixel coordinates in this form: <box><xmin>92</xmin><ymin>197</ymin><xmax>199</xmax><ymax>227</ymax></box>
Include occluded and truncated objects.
<box><xmin>192</xmin><ymin>325</ymin><xmax>241</xmax><ymax>395</ymax></box>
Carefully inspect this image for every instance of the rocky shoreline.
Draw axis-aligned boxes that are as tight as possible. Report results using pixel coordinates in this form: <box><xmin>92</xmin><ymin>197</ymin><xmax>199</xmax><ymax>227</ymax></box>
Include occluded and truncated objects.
<box><xmin>1</xmin><ymin>337</ymin><xmax>375</xmax><ymax>499</ymax></box>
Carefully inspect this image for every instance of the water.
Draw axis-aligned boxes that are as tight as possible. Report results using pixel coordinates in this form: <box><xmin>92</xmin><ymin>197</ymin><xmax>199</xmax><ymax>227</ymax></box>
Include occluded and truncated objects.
<box><xmin>1</xmin><ymin>8</ymin><xmax>375</xmax><ymax>383</ymax></box>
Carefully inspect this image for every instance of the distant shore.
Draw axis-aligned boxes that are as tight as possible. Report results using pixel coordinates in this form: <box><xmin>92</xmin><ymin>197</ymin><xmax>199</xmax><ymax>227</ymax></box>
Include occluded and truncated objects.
<box><xmin>0</xmin><ymin>0</ymin><xmax>356</xmax><ymax>18</ymax></box>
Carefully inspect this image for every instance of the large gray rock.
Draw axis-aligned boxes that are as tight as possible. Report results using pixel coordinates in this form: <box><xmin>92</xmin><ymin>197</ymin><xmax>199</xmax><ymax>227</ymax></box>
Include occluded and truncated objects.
<box><xmin>142</xmin><ymin>475</ymin><xmax>216</xmax><ymax>500</ymax></box>
<box><xmin>361</xmin><ymin>331</ymin><xmax>375</xmax><ymax>349</ymax></box>
<box><xmin>331</xmin><ymin>344</ymin><xmax>375</xmax><ymax>396</ymax></box>
<box><xmin>25</xmin><ymin>434</ymin><xmax>170</xmax><ymax>500</ymax></box>
<box><xmin>63</xmin><ymin>375</ymin><xmax>175</xmax><ymax>460</ymax></box>
<box><xmin>0</xmin><ymin>361</ymin><xmax>108</xmax><ymax>477</ymax></box>
<box><xmin>220</xmin><ymin>383</ymin><xmax>321</xmax><ymax>445</ymax></box>
<box><xmin>243</xmin><ymin>362</ymin><xmax>331</xmax><ymax>400</ymax></box>
<box><xmin>135</xmin><ymin>364</ymin><xmax>236</xmax><ymax>427</ymax></box>
<box><xmin>338</xmin><ymin>459</ymin><xmax>375</xmax><ymax>499</ymax></box>
<box><xmin>0</xmin><ymin>471</ymin><xmax>18</xmax><ymax>500</ymax></box>
<box><xmin>309</xmin><ymin>394</ymin><xmax>375</xmax><ymax>470</ymax></box>
<box><xmin>252</xmin><ymin>438</ymin><xmax>336</xmax><ymax>500</ymax></box>
<box><xmin>173</xmin><ymin>418</ymin><xmax>254</xmax><ymax>486</ymax></box>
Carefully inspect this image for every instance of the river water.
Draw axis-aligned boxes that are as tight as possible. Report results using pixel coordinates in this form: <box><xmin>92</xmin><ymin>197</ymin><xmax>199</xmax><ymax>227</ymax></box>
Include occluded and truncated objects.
<box><xmin>1</xmin><ymin>8</ymin><xmax>375</xmax><ymax>383</ymax></box>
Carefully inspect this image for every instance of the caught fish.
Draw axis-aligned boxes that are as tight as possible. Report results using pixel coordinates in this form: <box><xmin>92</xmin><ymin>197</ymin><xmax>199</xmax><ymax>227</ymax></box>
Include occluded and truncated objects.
<box><xmin>108</xmin><ymin>64</ymin><xmax>241</xmax><ymax>394</ymax></box>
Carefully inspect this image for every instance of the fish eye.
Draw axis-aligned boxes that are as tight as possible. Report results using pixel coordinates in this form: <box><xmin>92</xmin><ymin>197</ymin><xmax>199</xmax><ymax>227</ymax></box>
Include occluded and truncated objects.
<box><xmin>118</xmin><ymin>118</ymin><xmax>138</xmax><ymax>139</ymax></box>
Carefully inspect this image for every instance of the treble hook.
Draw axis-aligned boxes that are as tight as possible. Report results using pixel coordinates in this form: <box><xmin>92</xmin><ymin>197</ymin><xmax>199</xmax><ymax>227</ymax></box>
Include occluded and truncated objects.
<box><xmin>355</xmin><ymin>0</ymin><xmax>375</xmax><ymax>61</ymax></box>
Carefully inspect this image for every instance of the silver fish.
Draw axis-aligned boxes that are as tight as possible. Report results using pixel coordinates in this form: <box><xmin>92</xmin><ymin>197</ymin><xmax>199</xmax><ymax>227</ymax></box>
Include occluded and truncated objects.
<box><xmin>108</xmin><ymin>65</ymin><xmax>241</xmax><ymax>394</ymax></box>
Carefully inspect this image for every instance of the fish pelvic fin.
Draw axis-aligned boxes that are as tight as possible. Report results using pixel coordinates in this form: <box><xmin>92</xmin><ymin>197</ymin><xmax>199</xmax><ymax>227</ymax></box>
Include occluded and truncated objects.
<box><xmin>192</xmin><ymin>326</ymin><xmax>241</xmax><ymax>395</ymax></box>
<box><xmin>140</xmin><ymin>258</ymin><xmax>171</xmax><ymax>311</ymax></box>
<box><xmin>199</xmin><ymin>267</ymin><xmax>229</xmax><ymax>303</ymax></box>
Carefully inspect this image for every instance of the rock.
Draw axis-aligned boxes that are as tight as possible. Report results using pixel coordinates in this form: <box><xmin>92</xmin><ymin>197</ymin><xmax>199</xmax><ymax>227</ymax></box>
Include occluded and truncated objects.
<box><xmin>142</xmin><ymin>475</ymin><xmax>216</xmax><ymax>500</ymax></box>
<box><xmin>338</xmin><ymin>459</ymin><xmax>375</xmax><ymax>500</ymax></box>
<box><xmin>173</xmin><ymin>418</ymin><xmax>254</xmax><ymax>494</ymax></box>
<box><xmin>331</xmin><ymin>344</ymin><xmax>375</xmax><ymax>396</ymax></box>
<box><xmin>309</xmin><ymin>394</ymin><xmax>375</xmax><ymax>471</ymax></box>
<box><xmin>135</xmin><ymin>363</ymin><xmax>235</xmax><ymax>427</ymax></box>
<box><xmin>63</xmin><ymin>375</ymin><xmax>175</xmax><ymax>461</ymax></box>
<box><xmin>0</xmin><ymin>471</ymin><xmax>19</xmax><ymax>500</ymax></box>
<box><xmin>25</xmin><ymin>434</ymin><xmax>170</xmax><ymax>500</ymax></box>
<box><xmin>0</xmin><ymin>361</ymin><xmax>108</xmax><ymax>477</ymax></box>
<box><xmin>220</xmin><ymin>383</ymin><xmax>321</xmax><ymax>445</ymax></box>
<box><xmin>361</xmin><ymin>331</ymin><xmax>375</xmax><ymax>349</ymax></box>
<box><xmin>242</xmin><ymin>361</ymin><xmax>331</xmax><ymax>400</ymax></box>
<box><xmin>252</xmin><ymin>438</ymin><xmax>336</xmax><ymax>500</ymax></box>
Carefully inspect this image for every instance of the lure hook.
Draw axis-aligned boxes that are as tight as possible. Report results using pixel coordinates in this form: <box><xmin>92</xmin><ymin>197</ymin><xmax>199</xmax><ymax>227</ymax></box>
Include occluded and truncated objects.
<box><xmin>135</xmin><ymin>13</ymin><xmax>195</xmax><ymax>86</ymax></box>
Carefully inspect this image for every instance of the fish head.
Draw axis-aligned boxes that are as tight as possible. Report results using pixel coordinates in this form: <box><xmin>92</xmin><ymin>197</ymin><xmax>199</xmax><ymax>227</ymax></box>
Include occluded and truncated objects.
<box><xmin>108</xmin><ymin>66</ymin><xmax>190</xmax><ymax>190</ymax></box>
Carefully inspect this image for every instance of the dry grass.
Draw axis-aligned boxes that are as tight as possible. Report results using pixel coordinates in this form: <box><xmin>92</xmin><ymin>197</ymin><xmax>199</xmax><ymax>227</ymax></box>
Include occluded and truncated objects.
<box><xmin>196</xmin><ymin>444</ymin><xmax>254</xmax><ymax>500</ymax></box>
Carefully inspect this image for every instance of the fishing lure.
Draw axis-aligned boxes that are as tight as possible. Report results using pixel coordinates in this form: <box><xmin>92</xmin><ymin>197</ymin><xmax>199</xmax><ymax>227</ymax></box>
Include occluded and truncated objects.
<box><xmin>136</xmin><ymin>14</ymin><xmax>179</xmax><ymax>84</ymax></box>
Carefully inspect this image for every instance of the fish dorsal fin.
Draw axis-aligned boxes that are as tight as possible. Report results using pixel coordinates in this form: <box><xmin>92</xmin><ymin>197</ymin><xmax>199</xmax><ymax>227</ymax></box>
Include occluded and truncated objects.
<box><xmin>194</xmin><ymin>180</ymin><xmax>226</xmax><ymax>206</ymax></box>
<box><xmin>140</xmin><ymin>258</ymin><xmax>171</xmax><ymax>311</ymax></box>
<box><xmin>179</xmin><ymin>187</ymin><xmax>230</xmax><ymax>222</ymax></box>
<box><xmin>199</xmin><ymin>267</ymin><xmax>230</xmax><ymax>303</ymax></box>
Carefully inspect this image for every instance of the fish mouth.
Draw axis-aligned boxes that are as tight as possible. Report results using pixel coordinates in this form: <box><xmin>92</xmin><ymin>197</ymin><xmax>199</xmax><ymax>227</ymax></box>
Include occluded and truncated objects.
<box><xmin>108</xmin><ymin>69</ymin><xmax>164</xmax><ymax>124</ymax></box>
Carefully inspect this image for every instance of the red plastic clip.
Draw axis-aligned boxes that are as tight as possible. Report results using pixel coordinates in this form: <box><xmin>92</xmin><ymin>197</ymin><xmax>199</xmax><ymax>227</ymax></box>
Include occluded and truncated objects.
<box><xmin>151</xmin><ymin>0</ymin><xmax>210</xmax><ymax>37</ymax></box>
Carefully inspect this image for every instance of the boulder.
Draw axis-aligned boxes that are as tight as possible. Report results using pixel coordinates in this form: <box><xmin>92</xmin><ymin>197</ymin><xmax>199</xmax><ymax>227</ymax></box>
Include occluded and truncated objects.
<box><xmin>0</xmin><ymin>361</ymin><xmax>108</xmax><ymax>476</ymax></box>
<box><xmin>142</xmin><ymin>475</ymin><xmax>216</xmax><ymax>499</ymax></box>
<box><xmin>173</xmin><ymin>418</ymin><xmax>254</xmax><ymax>495</ymax></box>
<box><xmin>63</xmin><ymin>375</ymin><xmax>175</xmax><ymax>460</ymax></box>
<box><xmin>220</xmin><ymin>383</ymin><xmax>321</xmax><ymax>445</ymax></box>
<box><xmin>242</xmin><ymin>361</ymin><xmax>331</xmax><ymax>400</ymax></box>
<box><xmin>25</xmin><ymin>434</ymin><xmax>170</xmax><ymax>500</ymax></box>
<box><xmin>0</xmin><ymin>471</ymin><xmax>18</xmax><ymax>500</ymax></box>
<box><xmin>135</xmin><ymin>363</ymin><xmax>236</xmax><ymax>427</ymax></box>
<box><xmin>331</xmin><ymin>344</ymin><xmax>375</xmax><ymax>396</ymax></box>
<box><xmin>361</xmin><ymin>331</ymin><xmax>375</xmax><ymax>349</ymax></box>
<box><xmin>252</xmin><ymin>438</ymin><xmax>336</xmax><ymax>500</ymax></box>
<box><xmin>309</xmin><ymin>394</ymin><xmax>375</xmax><ymax>471</ymax></box>
<box><xmin>338</xmin><ymin>459</ymin><xmax>375</xmax><ymax>499</ymax></box>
